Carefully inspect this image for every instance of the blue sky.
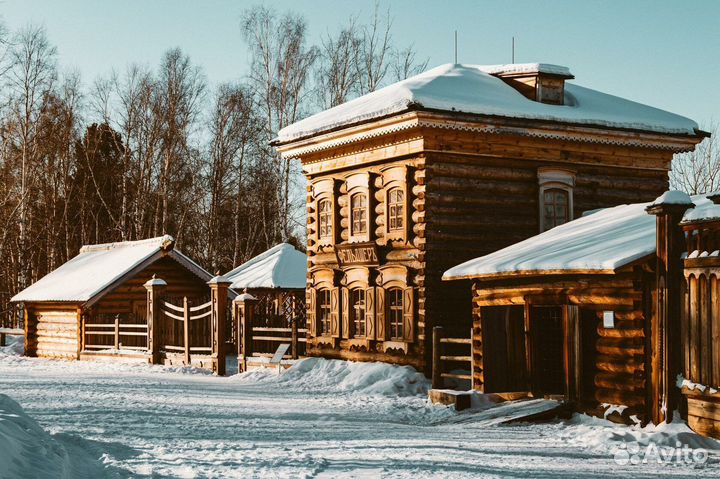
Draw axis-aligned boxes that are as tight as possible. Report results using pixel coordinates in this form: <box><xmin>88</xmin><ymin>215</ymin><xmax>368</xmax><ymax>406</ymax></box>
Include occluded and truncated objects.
<box><xmin>2</xmin><ymin>0</ymin><xmax>718</xmax><ymax>127</ymax></box>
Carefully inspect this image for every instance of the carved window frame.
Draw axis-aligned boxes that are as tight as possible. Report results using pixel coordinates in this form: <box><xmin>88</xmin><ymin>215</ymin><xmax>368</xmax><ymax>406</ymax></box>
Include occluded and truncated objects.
<box><xmin>376</xmin><ymin>264</ymin><xmax>415</xmax><ymax>348</ymax></box>
<box><xmin>312</xmin><ymin>178</ymin><xmax>338</xmax><ymax>248</ymax></box>
<box><xmin>381</xmin><ymin>165</ymin><xmax>410</xmax><ymax>243</ymax></box>
<box><xmin>345</xmin><ymin>172</ymin><xmax>372</xmax><ymax>243</ymax></box>
<box><xmin>538</xmin><ymin>167</ymin><xmax>575</xmax><ymax>233</ymax></box>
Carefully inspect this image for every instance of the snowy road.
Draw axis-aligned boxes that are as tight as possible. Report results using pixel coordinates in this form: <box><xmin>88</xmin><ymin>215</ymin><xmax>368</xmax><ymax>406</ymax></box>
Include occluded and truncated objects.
<box><xmin>1</xmin><ymin>348</ymin><xmax>719</xmax><ymax>478</ymax></box>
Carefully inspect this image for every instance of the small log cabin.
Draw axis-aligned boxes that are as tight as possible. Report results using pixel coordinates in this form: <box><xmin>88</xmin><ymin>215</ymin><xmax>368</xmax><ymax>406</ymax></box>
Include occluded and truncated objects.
<box><xmin>272</xmin><ymin>62</ymin><xmax>705</xmax><ymax>372</ymax></box>
<box><xmin>11</xmin><ymin>235</ymin><xmax>213</xmax><ymax>362</ymax></box>
<box><xmin>225</xmin><ymin>243</ymin><xmax>307</xmax><ymax>357</ymax></box>
<box><xmin>444</xmin><ymin>191</ymin><xmax>720</xmax><ymax>436</ymax></box>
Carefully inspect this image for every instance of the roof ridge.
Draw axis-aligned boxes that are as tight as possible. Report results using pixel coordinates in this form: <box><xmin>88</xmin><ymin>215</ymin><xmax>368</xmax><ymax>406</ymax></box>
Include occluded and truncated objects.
<box><xmin>79</xmin><ymin>234</ymin><xmax>175</xmax><ymax>254</ymax></box>
<box><xmin>225</xmin><ymin>243</ymin><xmax>291</xmax><ymax>278</ymax></box>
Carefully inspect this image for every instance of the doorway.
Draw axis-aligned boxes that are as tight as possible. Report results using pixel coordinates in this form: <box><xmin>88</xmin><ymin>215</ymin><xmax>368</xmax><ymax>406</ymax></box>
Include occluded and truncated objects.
<box><xmin>530</xmin><ymin>306</ymin><xmax>565</xmax><ymax>396</ymax></box>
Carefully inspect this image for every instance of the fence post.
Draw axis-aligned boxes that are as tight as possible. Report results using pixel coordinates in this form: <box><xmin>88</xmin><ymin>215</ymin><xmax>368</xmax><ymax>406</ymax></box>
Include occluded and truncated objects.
<box><xmin>432</xmin><ymin>326</ymin><xmax>444</xmax><ymax>390</ymax></box>
<box><xmin>144</xmin><ymin>275</ymin><xmax>166</xmax><ymax>365</ymax></box>
<box><xmin>183</xmin><ymin>297</ymin><xmax>191</xmax><ymax>366</ymax></box>
<box><xmin>114</xmin><ymin>315</ymin><xmax>120</xmax><ymax>350</ymax></box>
<box><xmin>234</xmin><ymin>289</ymin><xmax>257</xmax><ymax>373</ymax></box>
<box><xmin>208</xmin><ymin>274</ymin><xmax>232</xmax><ymax>376</ymax></box>
<box><xmin>291</xmin><ymin>314</ymin><xmax>299</xmax><ymax>360</ymax></box>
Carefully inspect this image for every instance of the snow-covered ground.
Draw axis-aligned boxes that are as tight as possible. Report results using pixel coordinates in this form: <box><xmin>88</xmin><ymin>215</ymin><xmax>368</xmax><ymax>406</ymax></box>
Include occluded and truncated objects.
<box><xmin>1</xmin><ymin>336</ymin><xmax>719</xmax><ymax>478</ymax></box>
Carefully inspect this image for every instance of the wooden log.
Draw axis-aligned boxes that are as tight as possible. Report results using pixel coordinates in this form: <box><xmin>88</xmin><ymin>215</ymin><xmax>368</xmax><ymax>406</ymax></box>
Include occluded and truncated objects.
<box><xmin>594</xmin><ymin>388</ymin><xmax>645</xmax><ymax>407</ymax></box>
<box><xmin>594</xmin><ymin>372</ymin><xmax>645</xmax><ymax>391</ymax></box>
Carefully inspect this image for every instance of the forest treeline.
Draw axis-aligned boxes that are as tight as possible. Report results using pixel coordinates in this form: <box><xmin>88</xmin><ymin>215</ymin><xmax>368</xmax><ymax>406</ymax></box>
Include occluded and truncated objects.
<box><xmin>0</xmin><ymin>5</ymin><xmax>428</xmax><ymax>308</ymax></box>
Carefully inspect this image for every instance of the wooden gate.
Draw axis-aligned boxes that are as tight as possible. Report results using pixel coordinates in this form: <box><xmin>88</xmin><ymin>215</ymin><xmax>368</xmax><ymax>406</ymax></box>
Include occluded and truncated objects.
<box><xmin>159</xmin><ymin>296</ymin><xmax>213</xmax><ymax>367</ymax></box>
<box><xmin>234</xmin><ymin>289</ymin><xmax>307</xmax><ymax>370</ymax></box>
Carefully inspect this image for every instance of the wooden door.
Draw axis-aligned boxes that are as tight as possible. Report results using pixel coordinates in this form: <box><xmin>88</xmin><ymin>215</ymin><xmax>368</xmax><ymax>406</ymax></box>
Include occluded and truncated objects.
<box><xmin>530</xmin><ymin>306</ymin><xmax>565</xmax><ymax>396</ymax></box>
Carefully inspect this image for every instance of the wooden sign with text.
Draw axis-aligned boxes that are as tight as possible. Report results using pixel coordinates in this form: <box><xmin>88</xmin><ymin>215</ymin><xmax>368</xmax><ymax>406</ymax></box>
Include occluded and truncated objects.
<box><xmin>336</xmin><ymin>242</ymin><xmax>380</xmax><ymax>267</ymax></box>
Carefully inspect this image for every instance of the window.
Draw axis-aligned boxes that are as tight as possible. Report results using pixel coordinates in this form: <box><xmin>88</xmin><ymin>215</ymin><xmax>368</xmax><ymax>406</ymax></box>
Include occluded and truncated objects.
<box><xmin>387</xmin><ymin>188</ymin><xmax>404</xmax><ymax>231</ymax></box>
<box><xmin>388</xmin><ymin>288</ymin><xmax>404</xmax><ymax>339</ymax></box>
<box><xmin>543</xmin><ymin>189</ymin><xmax>569</xmax><ymax>230</ymax></box>
<box><xmin>538</xmin><ymin>168</ymin><xmax>575</xmax><ymax>232</ymax></box>
<box><xmin>318</xmin><ymin>199</ymin><xmax>332</xmax><ymax>239</ymax></box>
<box><xmin>317</xmin><ymin>289</ymin><xmax>331</xmax><ymax>335</ymax></box>
<box><xmin>351</xmin><ymin>193</ymin><xmax>368</xmax><ymax>235</ymax></box>
<box><xmin>350</xmin><ymin>288</ymin><xmax>366</xmax><ymax>337</ymax></box>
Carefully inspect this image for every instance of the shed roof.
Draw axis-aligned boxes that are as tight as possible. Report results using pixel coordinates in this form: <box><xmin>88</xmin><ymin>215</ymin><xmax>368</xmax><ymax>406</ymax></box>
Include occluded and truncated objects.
<box><xmin>443</xmin><ymin>193</ymin><xmax>711</xmax><ymax>281</ymax></box>
<box><xmin>275</xmin><ymin>63</ymin><xmax>700</xmax><ymax>144</ymax></box>
<box><xmin>225</xmin><ymin>243</ymin><xmax>307</xmax><ymax>290</ymax></box>
<box><xmin>11</xmin><ymin>235</ymin><xmax>212</xmax><ymax>304</ymax></box>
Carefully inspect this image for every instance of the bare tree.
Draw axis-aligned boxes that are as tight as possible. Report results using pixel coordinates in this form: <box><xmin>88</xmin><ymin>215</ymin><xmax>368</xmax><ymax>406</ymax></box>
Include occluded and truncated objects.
<box><xmin>316</xmin><ymin>18</ymin><xmax>361</xmax><ymax>108</ymax></box>
<box><xmin>6</xmin><ymin>25</ymin><xmax>57</xmax><ymax>288</ymax></box>
<box><xmin>355</xmin><ymin>3</ymin><xmax>393</xmax><ymax>95</ymax></box>
<box><xmin>670</xmin><ymin>125</ymin><xmax>719</xmax><ymax>194</ymax></box>
<box><xmin>154</xmin><ymin>48</ymin><xmax>206</xmax><ymax>236</ymax></box>
<box><xmin>392</xmin><ymin>45</ymin><xmax>429</xmax><ymax>81</ymax></box>
<box><xmin>241</xmin><ymin>5</ymin><xmax>318</xmax><ymax>241</ymax></box>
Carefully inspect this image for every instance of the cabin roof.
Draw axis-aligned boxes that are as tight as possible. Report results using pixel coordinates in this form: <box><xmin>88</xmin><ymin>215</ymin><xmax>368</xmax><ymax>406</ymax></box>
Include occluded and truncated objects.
<box><xmin>225</xmin><ymin>243</ymin><xmax>307</xmax><ymax>290</ymax></box>
<box><xmin>443</xmin><ymin>193</ymin><xmax>713</xmax><ymax>281</ymax></box>
<box><xmin>275</xmin><ymin>63</ymin><xmax>700</xmax><ymax>144</ymax></box>
<box><xmin>11</xmin><ymin>235</ymin><xmax>212</xmax><ymax>304</ymax></box>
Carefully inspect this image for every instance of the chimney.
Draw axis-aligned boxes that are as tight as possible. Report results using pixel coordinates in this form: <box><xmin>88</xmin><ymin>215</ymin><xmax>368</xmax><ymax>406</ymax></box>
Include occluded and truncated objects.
<box><xmin>486</xmin><ymin>63</ymin><xmax>574</xmax><ymax>105</ymax></box>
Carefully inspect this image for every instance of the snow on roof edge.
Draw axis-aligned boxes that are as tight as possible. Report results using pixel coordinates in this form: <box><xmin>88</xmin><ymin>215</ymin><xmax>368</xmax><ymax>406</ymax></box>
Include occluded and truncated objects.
<box><xmin>275</xmin><ymin>63</ymin><xmax>700</xmax><ymax>145</ymax></box>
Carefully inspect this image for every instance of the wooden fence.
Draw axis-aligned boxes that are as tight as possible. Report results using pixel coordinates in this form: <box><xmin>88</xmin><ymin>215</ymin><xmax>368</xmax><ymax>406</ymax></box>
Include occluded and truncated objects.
<box><xmin>431</xmin><ymin>326</ymin><xmax>473</xmax><ymax>390</ymax></box>
<box><xmin>0</xmin><ymin>303</ymin><xmax>24</xmax><ymax>346</ymax></box>
<box><xmin>83</xmin><ymin>318</ymin><xmax>148</xmax><ymax>352</ymax></box>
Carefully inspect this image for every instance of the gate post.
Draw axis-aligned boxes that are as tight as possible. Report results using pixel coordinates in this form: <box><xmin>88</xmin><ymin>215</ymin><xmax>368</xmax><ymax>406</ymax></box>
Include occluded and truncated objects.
<box><xmin>144</xmin><ymin>275</ymin><xmax>166</xmax><ymax>365</ymax></box>
<box><xmin>432</xmin><ymin>326</ymin><xmax>444</xmax><ymax>389</ymax></box>
<box><xmin>234</xmin><ymin>289</ymin><xmax>257</xmax><ymax>373</ymax></box>
<box><xmin>208</xmin><ymin>274</ymin><xmax>232</xmax><ymax>376</ymax></box>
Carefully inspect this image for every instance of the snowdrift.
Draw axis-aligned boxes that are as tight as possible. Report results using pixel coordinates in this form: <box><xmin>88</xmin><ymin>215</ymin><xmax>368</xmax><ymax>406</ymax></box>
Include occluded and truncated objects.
<box><xmin>235</xmin><ymin>357</ymin><xmax>430</xmax><ymax>397</ymax></box>
<box><xmin>562</xmin><ymin>412</ymin><xmax>720</xmax><ymax>453</ymax></box>
<box><xmin>0</xmin><ymin>394</ymin><xmax>113</xmax><ymax>479</ymax></box>
<box><xmin>0</xmin><ymin>335</ymin><xmax>23</xmax><ymax>357</ymax></box>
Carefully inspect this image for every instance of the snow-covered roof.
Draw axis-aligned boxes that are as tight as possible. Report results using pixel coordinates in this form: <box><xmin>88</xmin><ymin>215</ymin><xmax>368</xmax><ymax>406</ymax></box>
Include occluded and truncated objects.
<box><xmin>11</xmin><ymin>235</ymin><xmax>211</xmax><ymax>303</ymax></box>
<box><xmin>225</xmin><ymin>243</ymin><xmax>307</xmax><ymax>290</ymax></box>
<box><xmin>276</xmin><ymin>63</ymin><xmax>699</xmax><ymax>144</ymax></box>
<box><xmin>443</xmin><ymin>193</ymin><xmax>712</xmax><ymax>280</ymax></box>
<box><xmin>682</xmin><ymin>194</ymin><xmax>720</xmax><ymax>223</ymax></box>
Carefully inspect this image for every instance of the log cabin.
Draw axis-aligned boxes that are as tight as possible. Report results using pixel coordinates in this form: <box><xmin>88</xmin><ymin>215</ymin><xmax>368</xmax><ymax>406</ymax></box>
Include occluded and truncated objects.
<box><xmin>272</xmin><ymin>63</ymin><xmax>705</xmax><ymax>372</ymax></box>
<box><xmin>11</xmin><ymin>235</ymin><xmax>215</xmax><ymax>364</ymax></box>
<box><xmin>443</xmin><ymin>190</ymin><xmax>720</xmax><ymax>437</ymax></box>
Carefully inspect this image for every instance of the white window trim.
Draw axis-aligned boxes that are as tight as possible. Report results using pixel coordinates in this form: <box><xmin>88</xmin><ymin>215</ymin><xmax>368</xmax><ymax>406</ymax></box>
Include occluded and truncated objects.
<box><xmin>538</xmin><ymin>168</ymin><xmax>575</xmax><ymax>232</ymax></box>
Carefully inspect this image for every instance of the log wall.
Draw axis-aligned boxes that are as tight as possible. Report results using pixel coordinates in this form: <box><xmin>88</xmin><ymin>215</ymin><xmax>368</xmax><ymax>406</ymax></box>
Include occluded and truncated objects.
<box><xmin>470</xmin><ymin>273</ymin><xmax>651</xmax><ymax>422</ymax></box>
<box><xmin>25</xmin><ymin>305</ymin><xmax>80</xmax><ymax>359</ymax></box>
<box><xmin>422</xmin><ymin>144</ymin><xmax>668</xmax><ymax>375</ymax></box>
